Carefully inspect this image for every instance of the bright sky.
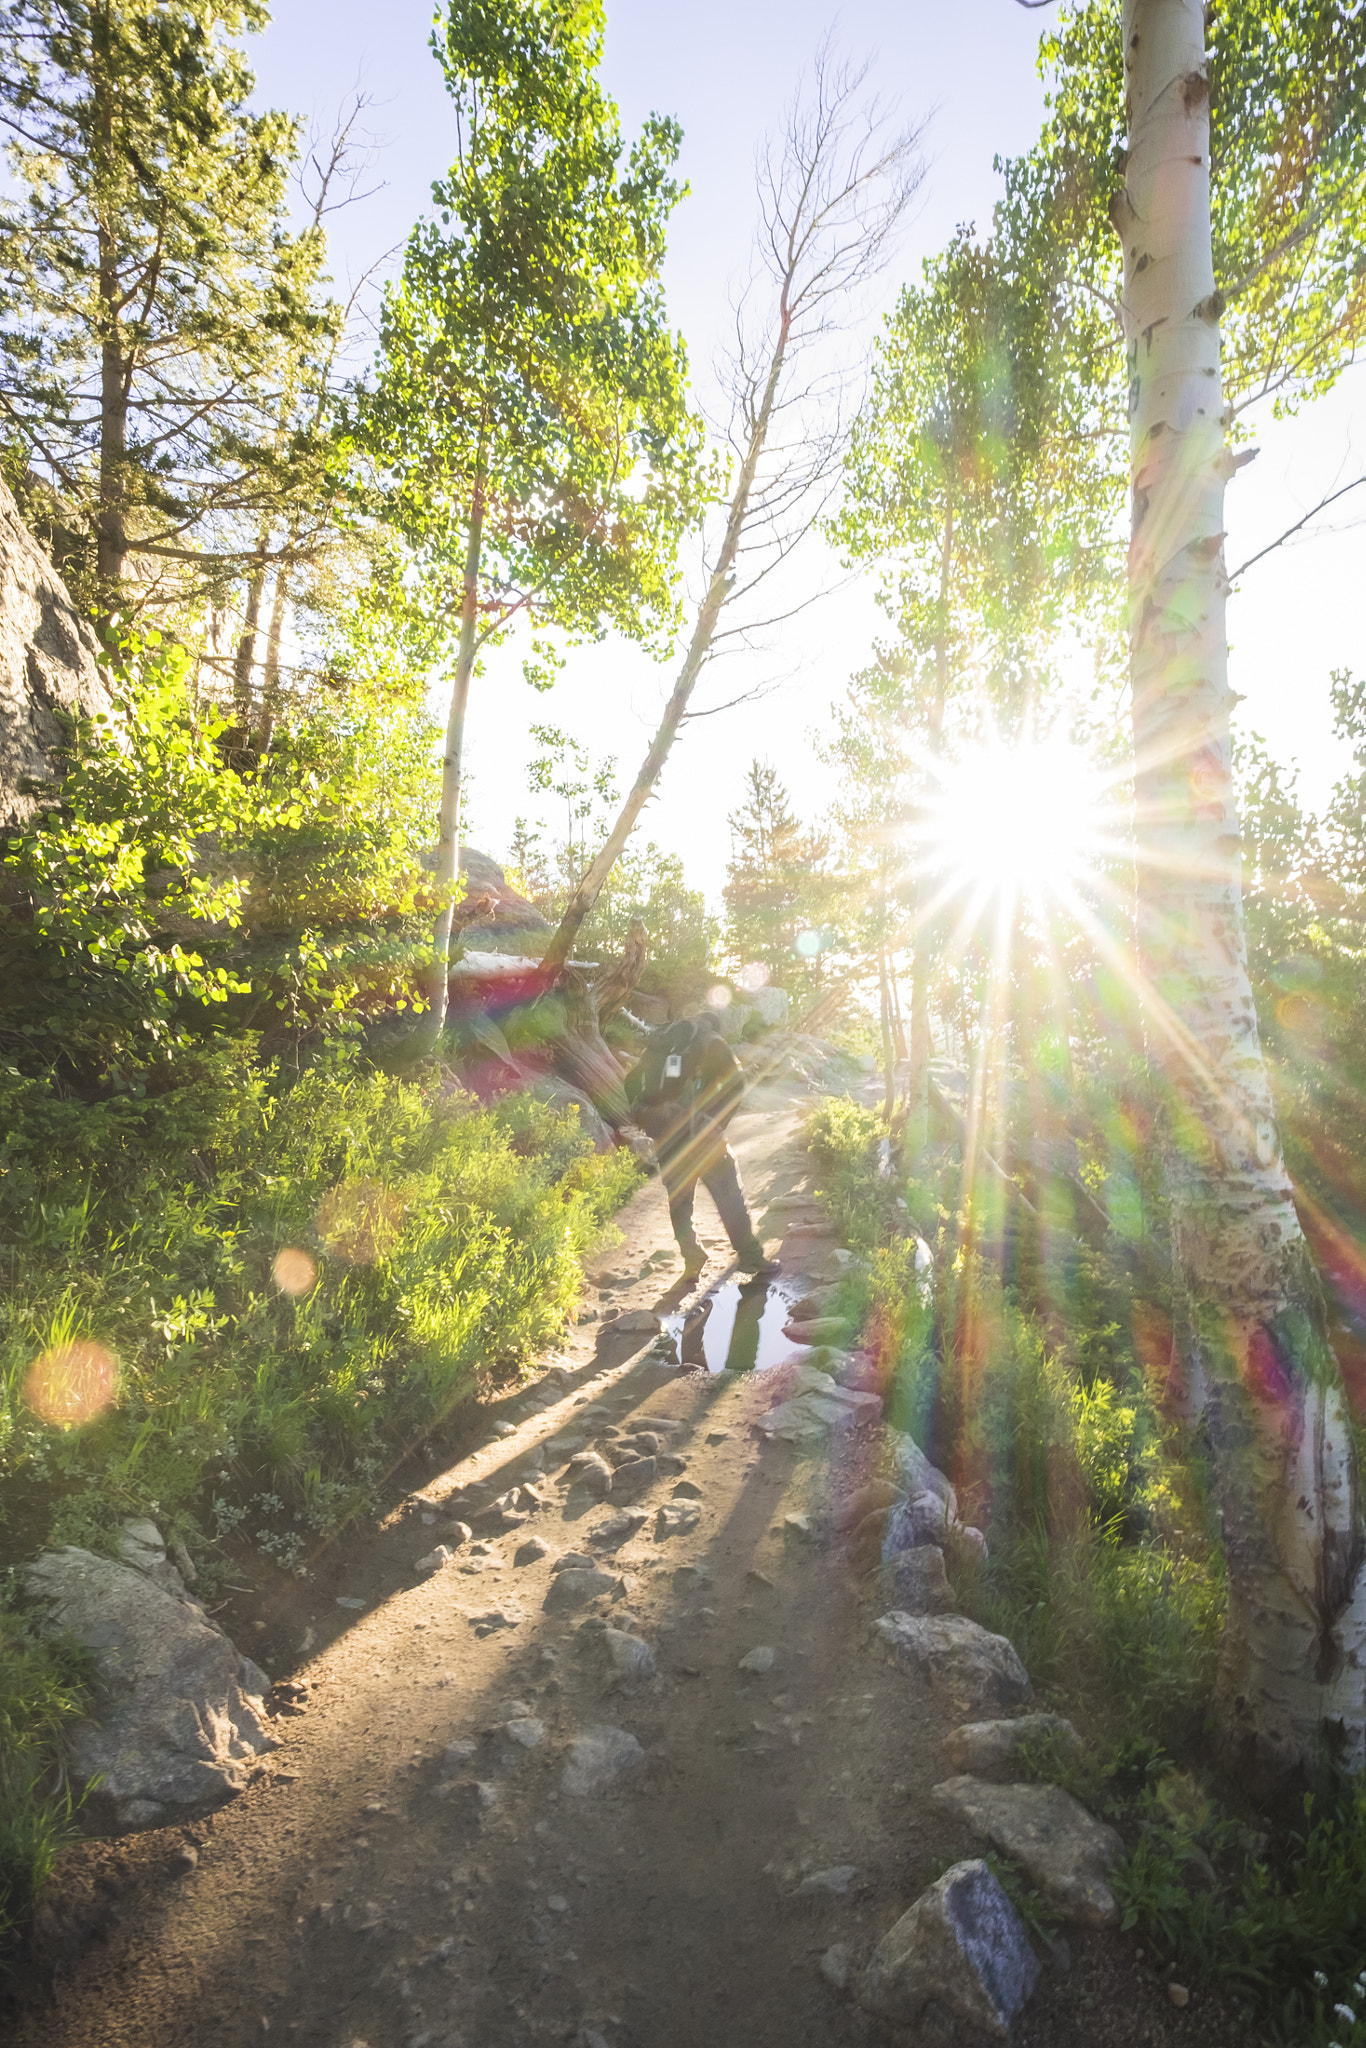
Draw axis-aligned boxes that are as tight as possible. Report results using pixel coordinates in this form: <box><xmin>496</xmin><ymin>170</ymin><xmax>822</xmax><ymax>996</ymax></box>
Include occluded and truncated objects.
<box><xmin>252</xmin><ymin>0</ymin><xmax>1364</xmax><ymax>904</ymax></box>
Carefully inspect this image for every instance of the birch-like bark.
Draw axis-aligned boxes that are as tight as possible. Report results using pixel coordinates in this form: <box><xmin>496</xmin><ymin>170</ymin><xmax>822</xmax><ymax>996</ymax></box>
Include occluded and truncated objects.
<box><xmin>385</xmin><ymin>465</ymin><xmax>486</xmax><ymax>1066</ymax></box>
<box><xmin>1119</xmin><ymin>0</ymin><xmax>1366</xmax><ymax>1779</ymax></box>
<box><xmin>906</xmin><ymin>504</ymin><xmax>953</xmax><ymax>1160</ymax></box>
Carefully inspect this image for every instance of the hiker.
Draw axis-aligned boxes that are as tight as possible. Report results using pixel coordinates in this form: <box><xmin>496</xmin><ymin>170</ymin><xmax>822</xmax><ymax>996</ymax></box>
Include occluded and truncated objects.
<box><xmin>624</xmin><ymin>1010</ymin><xmax>778</xmax><ymax>1281</ymax></box>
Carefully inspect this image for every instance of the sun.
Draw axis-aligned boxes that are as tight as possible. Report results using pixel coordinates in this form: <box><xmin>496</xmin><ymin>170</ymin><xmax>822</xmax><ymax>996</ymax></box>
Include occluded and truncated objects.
<box><xmin>922</xmin><ymin>737</ymin><xmax>1107</xmax><ymax>904</ymax></box>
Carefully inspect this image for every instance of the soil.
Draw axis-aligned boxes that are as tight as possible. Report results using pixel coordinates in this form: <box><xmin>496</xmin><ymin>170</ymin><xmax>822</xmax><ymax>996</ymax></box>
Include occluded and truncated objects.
<box><xmin>8</xmin><ymin>1095</ymin><xmax>1254</xmax><ymax>2048</ymax></box>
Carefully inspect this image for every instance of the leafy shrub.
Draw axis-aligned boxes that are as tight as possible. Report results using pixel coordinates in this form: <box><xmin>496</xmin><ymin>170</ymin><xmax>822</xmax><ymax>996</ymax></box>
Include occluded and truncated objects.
<box><xmin>0</xmin><ymin>1044</ymin><xmax>639</xmax><ymax>1560</ymax></box>
<box><xmin>0</xmin><ymin>1600</ymin><xmax>92</xmax><ymax>1964</ymax></box>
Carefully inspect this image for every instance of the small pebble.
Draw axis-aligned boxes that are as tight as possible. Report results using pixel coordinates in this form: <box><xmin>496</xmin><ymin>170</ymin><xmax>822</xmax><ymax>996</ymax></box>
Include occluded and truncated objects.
<box><xmin>739</xmin><ymin>1646</ymin><xmax>776</xmax><ymax>1673</ymax></box>
<box><xmin>1167</xmin><ymin>1983</ymin><xmax>1189</xmax><ymax>2008</ymax></box>
<box><xmin>547</xmin><ymin>1893</ymin><xmax>569</xmax><ymax>1913</ymax></box>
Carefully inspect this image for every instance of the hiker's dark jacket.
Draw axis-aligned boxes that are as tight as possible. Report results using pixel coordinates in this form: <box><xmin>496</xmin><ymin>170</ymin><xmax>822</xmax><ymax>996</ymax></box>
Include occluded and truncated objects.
<box><xmin>623</xmin><ymin>1021</ymin><xmax>745</xmax><ymax>1155</ymax></box>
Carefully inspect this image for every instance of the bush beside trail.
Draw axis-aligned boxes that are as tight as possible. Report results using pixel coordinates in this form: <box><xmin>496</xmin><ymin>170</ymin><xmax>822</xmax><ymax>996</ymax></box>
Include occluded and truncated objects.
<box><xmin>802</xmin><ymin>1092</ymin><xmax>1366</xmax><ymax>2046</ymax></box>
<box><xmin>0</xmin><ymin>1043</ymin><xmax>639</xmax><ymax>1955</ymax></box>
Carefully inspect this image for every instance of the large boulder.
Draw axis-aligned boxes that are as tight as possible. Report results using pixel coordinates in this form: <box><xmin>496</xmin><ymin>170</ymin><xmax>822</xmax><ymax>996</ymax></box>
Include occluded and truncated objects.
<box><xmin>22</xmin><ymin>1545</ymin><xmax>274</xmax><ymax>1829</ymax></box>
<box><xmin>0</xmin><ymin>474</ymin><xmax>113</xmax><ymax>828</ymax></box>
<box><xmin>857</xmin><ymin>1858</ymin><xmax>1040</xmax><ymax>2038</ymax></box>
<box><xmin>931</xmin><ymin>1777</ymin><xmax>1124</xmax><ymax>1927</ymax></box>
<box><xmin>873</xmin><ymin>1612</ymin><xmax>1033</xmax><ymax>1715</ymax></box>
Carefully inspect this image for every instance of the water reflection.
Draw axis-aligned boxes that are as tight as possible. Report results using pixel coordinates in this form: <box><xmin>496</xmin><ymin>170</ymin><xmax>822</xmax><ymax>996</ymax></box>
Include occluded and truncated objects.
<box><xmin>664</xmin><ymin>1276</ymin><xmax>801</xmax><ymax>1375</ymax></box>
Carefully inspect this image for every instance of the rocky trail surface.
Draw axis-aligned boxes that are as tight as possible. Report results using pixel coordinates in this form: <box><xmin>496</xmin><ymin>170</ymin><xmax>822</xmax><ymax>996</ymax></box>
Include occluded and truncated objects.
<box><xmin>12</xmin><ymin>1100</ymin><xmax>1247</xmax><ymax>2048</ymax></box>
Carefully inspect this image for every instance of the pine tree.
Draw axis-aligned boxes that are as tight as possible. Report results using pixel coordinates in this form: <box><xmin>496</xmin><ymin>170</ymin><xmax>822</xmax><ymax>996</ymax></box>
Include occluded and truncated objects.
<box><xmin>0</xmin><ymin>0</ymin><xmax>337</xmax><ymax>614</ymax></box>
<box><xmin>723</xmin><ymin>760</ymin><xmax>829</xmax><ymax>988</ymax></box>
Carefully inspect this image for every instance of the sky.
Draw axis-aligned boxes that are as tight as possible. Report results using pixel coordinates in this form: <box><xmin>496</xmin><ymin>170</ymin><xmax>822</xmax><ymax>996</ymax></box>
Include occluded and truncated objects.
<box><xmin>250</xmin><ymin>0</ymin><xmax>1364</xmax><ymax>905</ymax></box>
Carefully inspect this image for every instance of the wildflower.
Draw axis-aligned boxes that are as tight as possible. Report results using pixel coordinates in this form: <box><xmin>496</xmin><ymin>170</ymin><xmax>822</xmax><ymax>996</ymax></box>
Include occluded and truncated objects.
<box><xmin>1333</xmin><ymin>2006</ymin><xmax>1357</xmax><ymax>2025</ymax></box>
<box><xmin>1317</xmin><ymin>1973</ymin><xmax>1331</xmax><ymax>1990</ymax></box>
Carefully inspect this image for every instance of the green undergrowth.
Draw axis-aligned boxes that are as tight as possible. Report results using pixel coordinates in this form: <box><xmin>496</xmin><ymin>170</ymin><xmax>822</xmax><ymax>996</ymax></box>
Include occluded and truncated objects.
<box><xmin>0</xmin><ymin>1599</ymin><xmax>93</xmax><ymax>1968</ymax></box>
<box><xmin>0</xmin><ymin>1041</ymin><xmax>639</xmax><ymax>1578</ymax></box>
<box><xmin>805</xmin><ymin>1089</ymin><xmax>1366</xmax><ymax>2035</ymax></box>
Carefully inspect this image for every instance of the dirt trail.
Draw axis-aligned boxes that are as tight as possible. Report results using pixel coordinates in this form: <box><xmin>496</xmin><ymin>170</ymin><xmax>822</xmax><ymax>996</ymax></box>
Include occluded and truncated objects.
<box><xmin>9</xmin><ymin>1097</ymin><xmax>1235</xmax><ymax>2048</ymax></box>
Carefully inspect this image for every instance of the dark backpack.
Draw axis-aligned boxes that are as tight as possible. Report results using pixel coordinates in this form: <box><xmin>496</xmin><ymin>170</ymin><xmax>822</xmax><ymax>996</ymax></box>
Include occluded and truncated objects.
<box><xmin>626</xmin><ymin>1018</ymin><xmax>702</xmax><ymax>1112</ymax></box>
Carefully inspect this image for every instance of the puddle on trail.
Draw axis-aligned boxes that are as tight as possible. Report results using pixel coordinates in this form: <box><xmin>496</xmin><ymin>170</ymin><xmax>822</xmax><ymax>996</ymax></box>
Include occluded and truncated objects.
<box><xmin>661</xmin><ymin>1275</ymin><xmax>803</xmax><ymax>1375</ymax></box>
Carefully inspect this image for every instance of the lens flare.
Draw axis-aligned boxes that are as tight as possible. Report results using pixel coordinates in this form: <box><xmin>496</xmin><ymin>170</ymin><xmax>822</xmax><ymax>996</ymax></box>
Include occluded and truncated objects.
<box><xmin>24</xmin><ymin>1340</ymin><xmax>119</xmax><ymax>1427</ymax></box>
<box><xmin>925</xmin><ymin>738</ymin><xmax>1106</xmax><ymax>902</ymax></box>
<box><xmin>736</xmin><ymin>961</ymin><xmax>770</xmax><ymax>992</ymax></box>
<box><xmin>272</xmin><ymin>1247</ymin><xmax>318</xmax><ymax>1297</ymax></box>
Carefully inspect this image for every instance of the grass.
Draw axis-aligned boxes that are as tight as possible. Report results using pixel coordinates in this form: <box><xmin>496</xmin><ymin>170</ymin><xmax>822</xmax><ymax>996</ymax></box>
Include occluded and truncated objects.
<box><xmin>803</xmin><ymin>1089</ymin><xmax>1366</xmax><ymax>2037</ymax></box>
<box><xmin>0</xmin><ymin>1600</ymin><xmax>93</xmax><ymax>1967</ymax></box>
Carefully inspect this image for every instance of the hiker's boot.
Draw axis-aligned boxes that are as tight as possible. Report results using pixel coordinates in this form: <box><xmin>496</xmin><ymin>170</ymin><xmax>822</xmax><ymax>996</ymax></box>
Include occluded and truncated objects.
<box><xmin>680</xmin><ymin>1239</ymin><xmax>707</xmax><ymax>1279</ymax></box>
<box><xmin>735</xmin><ymin>1236</ymin><xmax>780</xmax><ymax>1278</ymax></box>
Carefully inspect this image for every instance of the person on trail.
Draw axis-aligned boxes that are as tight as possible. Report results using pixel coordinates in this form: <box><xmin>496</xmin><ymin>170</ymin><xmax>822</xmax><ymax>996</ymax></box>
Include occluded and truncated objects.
<box><xmin>623</xmin><ymin>1010</ymin><xmax>778</xmax><ymax>1282</ymax></box>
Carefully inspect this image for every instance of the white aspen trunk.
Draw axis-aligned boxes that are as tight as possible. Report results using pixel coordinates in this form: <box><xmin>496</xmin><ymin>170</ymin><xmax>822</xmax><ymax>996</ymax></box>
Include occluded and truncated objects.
<box><xmin>383</xmin><ymin>470</ymin><xmax>486</xmax><ymax>1068</ymax></box>
<box><xmin>1119</xmin><ymin>0</ymin><xmax>1366</xmax><ymax>1780</ymax></box>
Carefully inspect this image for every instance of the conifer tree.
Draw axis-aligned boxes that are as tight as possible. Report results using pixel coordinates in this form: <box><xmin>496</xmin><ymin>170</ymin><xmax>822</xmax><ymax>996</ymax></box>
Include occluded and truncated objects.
<box><xmin>0</xmin><ymin>0</ymin><xmax>335</xmax><ymax>614</ymax></box>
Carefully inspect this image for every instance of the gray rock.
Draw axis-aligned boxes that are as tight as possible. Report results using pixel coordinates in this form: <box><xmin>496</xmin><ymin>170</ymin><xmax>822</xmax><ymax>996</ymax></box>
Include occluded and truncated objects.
<box><xmin>834</xmin><ymin>1480</ymin><xmax>907</xmax><ymax>1531</ymax></box>
<box><xmin>889</xmin><ymin>1432</ymin><xmax>957</xmax><ymax>1512</ymax></box>
<box><xmin>502</xmin><ymin>1717</ymin><xmax>545</xmax><ymax>1749</ymax></box>
<box><xmin>820</xmin><ymin>1943</ymin><xmax>853</xmax><ymax>1992</ymax></box>
<box><xmin>871</xmin><ymin>1546</ymin><xmax>954</xmax><ymax>1615</ymax></box>
<box><xmin>514</xmin><ymin>1536</ymin><xmax>554</xmax><ymax>1567</ymax></box>
<box><xmin>625</xmin><ymin>1431</ymin><xmax>660</xmax><ymax>1455</ymax></box>
<box><xmin>21</xmin><ymin>1547</ymin><xmax>274</xmax><ymax>1818</ymax></box>
<box><xmin>0</xmin><ymin>473</ymin><xmax>113</xmax><ymax>828</ymax></box>
<box><xmin>857</xmin><ymin>1858</ymin><xmax>1040</xmax><ymax>2037</ymax></box>
<box><xmin>169</xmin><ymin>1844</ymin><xmax>199</xmax><ymax>1875</ymax></box>
<box><xmin>754</xmin><ymin>1364</ymin><xmax>882</xmax><ymax>1442</ymax></box>
<box><xmin>588</xmin><ymin>1510</ymin><xmax>647</xmax><ymax>1548</ymax></box>
<box><xmin>610</xmin><ymin>1310</ymin><xmax>662</xmax><ymax>1336</ymax></box>
<box><xmin>874</xmin><ymin>1612</ymin><xmax>1032</xmax><ymax>1715</ymax></box>
<box><xmin>738</xmin><ymin>1645</ymin><xmax>776</xmax><ymax>1673</ymax></box>
<box><xmin>543</xmin><ymin>1569</ymin><xmax>623</xmax><ymax>1612</ymax></box>
<box><xmin>566</xmin><ymin>1452</ymin><xmax>614</xmax><ymax>1497</ymax></box>
<box><xmin>551</xmin><ymin>1551</ymin><xmax>597</xmax><ymax>1573</ymax></box>
<box><xmin>671</xmin><ymin>1478</ymin><xmax>704</xmax><ymax>1499</ymax></box>
<box><xmin>655</xmin><ymin>1501</ymin><xmax>701</xmax><ymax>1539</ymax></box>
<box><xmin>931</xmin><ymin>1778</ymin><xmax>1123</xmax><ymax>1926</ymax></box>
<box><xmin>943</xmin><ymin>1714</ymin><xmax>1082</xmax><ymax>1779</ymax></box>
<box><xmin>658</xmin><ymin>1453</ymin><xmax>689</xmax><ymax>1475</ymax></box>
<box><xmin>602</xmin><ymin>1628</ymin><xmax>656</xmax><ymax>1691</ymax></box>
<box><xmin>750</xmin><ymin>985</ymin><xmax>790</xmax><ymax>1028</ymax></box>
<box><xmin>415</xmin><ymin>1545</ymin><xmax>455</xmax><ymax>1575</ymax></box>
<box><xmin>799</xmin><ymin>1864</ymin><xmax>857</xmax><ymax>1896</ymax></box>
<box><xmin>607</xmin><ymin>1456</ymin><xmax>656</xmax><ymax>1502</ymax></box>
<box><xmin>884</xmin><ymin>1490</ymin><xmax>952</xmax><ymax>1554</ymax></box>
<box><xmin>561</xmin><ymin>1724</ymin><xmax>647</xmax><ymax>1796</ymax></box>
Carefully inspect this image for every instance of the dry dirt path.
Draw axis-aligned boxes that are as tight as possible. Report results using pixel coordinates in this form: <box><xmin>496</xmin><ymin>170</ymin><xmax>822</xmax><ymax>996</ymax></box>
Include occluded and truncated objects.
<box><xmin>10</xmin><ymin>1098</ymin><xmax>1238</xmax><ymax>2048</ymax></box>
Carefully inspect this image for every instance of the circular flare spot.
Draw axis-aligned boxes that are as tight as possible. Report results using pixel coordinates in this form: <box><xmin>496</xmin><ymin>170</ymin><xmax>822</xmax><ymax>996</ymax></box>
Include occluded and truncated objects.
<box><xmin>24</xmin><ymin>1341</ymin><xmax>118</xmax><ymax>1427</ymax></box>
<box><xmin>272</xmin><ymin>1247</ymin><xmax>318</xmax><ymax>1297</ymax></box>
<box><xmin>704</xmin><ymin>984</ymin><xmax>732</xmax><ymax>1010</ymax></box>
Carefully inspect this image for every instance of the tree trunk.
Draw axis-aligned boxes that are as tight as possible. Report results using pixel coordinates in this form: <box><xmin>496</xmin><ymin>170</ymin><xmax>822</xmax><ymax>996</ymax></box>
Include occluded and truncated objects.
<box><xmin>906</xmin><ymin>504</ymin><xmax>954</xmax><ymax>1160</ymax></box>
<box><xmin>539</xmin><ymin>314</ymin><xmax>792</xmax><ymax>979</ymax></box>
<box><xmin>257</xmin><ymin>561</ymin><xmax>290</xmax><ymax>754</ymax></box>
<box><xmin>233</xmin><ymin>549</ymin><xmax>269</xmax><ymax>728</ymax></box>
<box><xmin>1120</xmin><ymin>0</ymin><xmax>1366</xmax><ymax>1780</ymax></box>
<box><xmin>95</xmin><ymin>63</ymin><xmax>127</xmax><ymax>598</ymax></box>
<box><xmin>383</xmin><ymin>466</ymin><xmax>486</xmax><ymax>1068</ymax></box>
<box><xmin>878</xmin><ymin>941</ymin><xmax>896</xmax><ymax>1126</ymax></box>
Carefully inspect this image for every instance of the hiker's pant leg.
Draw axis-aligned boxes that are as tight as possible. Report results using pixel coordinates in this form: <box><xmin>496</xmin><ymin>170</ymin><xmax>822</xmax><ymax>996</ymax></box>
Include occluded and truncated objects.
<box><xmin>657</xmin><ymin>1138</ymin><xmax>702</xmax><ymax>1249</ymax></box>
<box><xmin>700</xmin><ymin>1143</ymin><xmax>754</xmax><ymax>1252</ymax></box>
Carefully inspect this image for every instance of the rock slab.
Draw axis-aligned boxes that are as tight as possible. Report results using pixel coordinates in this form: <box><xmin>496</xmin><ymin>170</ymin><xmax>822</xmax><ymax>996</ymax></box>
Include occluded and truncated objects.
<box><xmin>874</xmin><ymin>1612</ymin><xmax>1032</xmax><ymax>1714</ymax></box>
<box><xmin>872</xmin><ymin>1545</ymin><xmax>954</xmax><ymax>1615</ymax></box>
<box><xmin>22</xmin><ymin>1546</ymin><xmax>273</xmax><ymax>1826</ymax></box>
<box><xmin>857</xmin><ymin>1858</ymin><xmax>1040</xmax><ymax>2038</ymax></box>
<box><xmin>561</xmin><ymin>1724</ymin><xmax>646</xmax><ymax>1796</ymax></box>
<box><xmin>942</xmin><ymin>1714</ymin><xmax>1082</xmax><ymax>1779</ymax></box>
<box><xmin>931</xmin><ymin>1777</ymin><xmax>1123</xmax><ymax>1927</ymax></box>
